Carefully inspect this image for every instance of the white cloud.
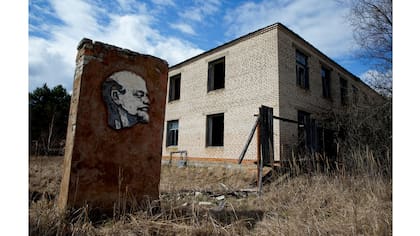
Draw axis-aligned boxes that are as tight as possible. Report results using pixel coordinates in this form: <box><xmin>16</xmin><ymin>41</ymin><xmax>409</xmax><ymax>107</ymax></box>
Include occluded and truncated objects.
<box><xmin>151</xmin><ymin>0</ymin><xmax>175</xmax><ymax>6</ymax></box>
<box><xmin>170</xmin><ymin>23</ymin><xmax>196</xmax><ymax>35</ymax></box>
<box><xmin>360</xmin><ymin>69</ymin><xmax>392</xmax><ymax>95</ymax></box>
<box><xmin>179</xmin><ymin>0</ymin><xmax>221</xmax><ymax>22</ymax></box>
<box><xmin>224</xmin><ymin>0</ymin><xmax>357</xmax><ymax>59</ymax></box>
<box><xmin>28</xmin><ymin>0</ymin><xmax>203</xmax><ymax>92</ymax></box>
<box><xmin>360</xmin><ymin>70</ymin><xmax>392</xmax><ymax>82</ymax></box>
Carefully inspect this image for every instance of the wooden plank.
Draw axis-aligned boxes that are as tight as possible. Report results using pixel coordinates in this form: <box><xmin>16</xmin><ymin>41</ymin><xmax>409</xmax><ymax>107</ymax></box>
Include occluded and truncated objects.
<box><xmin>238</xmin><ymin>117</ymin><xmax>260</xmax><ymax>164</ymax></box>
<box><xmin>256</xmin><ymin>123</ymin><xmax>263</xmax><ymax>195</ymax></box>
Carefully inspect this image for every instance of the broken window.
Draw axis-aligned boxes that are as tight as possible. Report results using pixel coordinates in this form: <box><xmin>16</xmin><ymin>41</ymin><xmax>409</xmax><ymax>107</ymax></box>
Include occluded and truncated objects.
<box><xmin>166</xmin><ymin>120</ymin><xmax>179</xmax><ymax>146</ymax></box>
<box><xmin>296</xmin><ymin>50</ymin><xmax>309</xmax><ymax>89</ymax></box>
<box><xmin>321</xmin><ymin>66</ymin><xmax>331</xmax><ymax>99</ymax></box>
<box><xmin>297</xmin><ymin>110</ymin><xmax>311</xmax><ymax>150</ymax></box>
<box><xmin>206</xmin><ymin>113</ymin><xmax>224</xmax><ymax>146</ymax></box>
<box><xmin>340</xmin><ymin>77</ymin><xmax>348</xmax><ymax>106</ymax></box>
<box><xmin>208</xmin><ymin>57</ymin><xmax>225</xmax><ymax>91</ymax></box>
<box><xmin>298</xmin><ymin>111</ymin><xmax>336</xmax><ymax>157</ymax></box>
<box><xmin>298</xmin><ymin>110</ymin><xmax>325</xmax><ymax>153</ymax></box>
<box><xmin>352</xmin><ymin>85</ymin><xmax>359</xmax><ymax>104</ymax></box>
<box><xmin>168</xmin><ymin>73</ymin><xmax>181</xmax><ymax>101</ymax></box>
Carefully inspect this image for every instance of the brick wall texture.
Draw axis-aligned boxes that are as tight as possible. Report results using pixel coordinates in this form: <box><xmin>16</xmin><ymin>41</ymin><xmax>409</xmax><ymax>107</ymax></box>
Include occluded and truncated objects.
<box><xmin>162</xmin><ymin>23</ymin><xmax>383</xmax><ymax>163</ymax></box>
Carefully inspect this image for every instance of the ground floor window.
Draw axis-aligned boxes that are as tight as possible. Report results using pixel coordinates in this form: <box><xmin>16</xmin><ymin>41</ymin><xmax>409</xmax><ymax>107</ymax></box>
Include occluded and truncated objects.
<box><xmin>298</xmin><ymin>110</ymin><xmax>311</xmax><ymax>150</ymax></box>
<box><xmin>297</xmin><ymin>110</ymin><xmax>336</xmax><ymax>157</ymax></box>
<box><xmin>206</xmin><ymin>113</ymin><xmax>224</xmax><ymax>146</ymax></box>
<box><xmin>166</xmin><ymin>120</ymin><xmax>179</xmax><ymax>146</ymax></box>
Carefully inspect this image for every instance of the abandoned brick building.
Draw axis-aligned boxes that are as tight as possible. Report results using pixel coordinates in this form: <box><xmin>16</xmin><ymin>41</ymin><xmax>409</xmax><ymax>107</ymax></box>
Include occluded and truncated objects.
<box><xmin>162</xmin><ymin>22</ymin><xmax>382</xmax><ymax>164</ymax></box>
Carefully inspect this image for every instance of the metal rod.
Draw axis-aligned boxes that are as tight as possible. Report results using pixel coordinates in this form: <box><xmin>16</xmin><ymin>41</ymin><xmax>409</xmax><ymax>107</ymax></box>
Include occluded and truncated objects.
<box><xmin>169</xmin><ymin>150</ymin><xmax>187</xmax><ymax>165</ymax></box>
<box><xmin>254</xmin><ymin>114</ymin><xmax>299</xmax><ymax>124</ymax></box>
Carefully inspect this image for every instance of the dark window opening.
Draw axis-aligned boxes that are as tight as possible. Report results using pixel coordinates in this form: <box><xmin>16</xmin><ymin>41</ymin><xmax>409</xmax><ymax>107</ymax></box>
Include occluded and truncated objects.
<box><xmin>298</xmin><ymin>111</ymin><xmax>321</xmax><ymax>152</ymax></box>
<box><xmin>321</xmin><ymin>66</ymin><xmax>331</xmax><ymax>98</ymax></box>
<box><xmin>352</xmin><ymin>85</ymin><xmax>359</xmax><ymax>104</ymax></box>
<box><xmin>298</xmin><ymin>110</ymin><xmax>337</xmax><ymax>158</ymax></box>
<box><xmin>206</xmin><ymin>113</ymin><xmax>224</xmax><ymax>146</ymax></box>
<box><xmin>166</xmin><ymin>120</ymin><xmax>179</xmax><ymax>146</ymax></box>
<box><xmin>208</xmin><ymin>57</ymin><xmax>225</xmax><ymax>91</ymax></box>
<box><xmin>317</xmin><ymin>127</ymin><xmax>337</xmax><ymax>161</ymax></box>
<box><xmin>340</xmin><ymin>77</ymin><xmax>348</xmax><ymax>105</ymax></box>
<box><xmin>323</xmin><ymin>129</ymin><xmax>336</xmax><ymax>158</ymax></box>
<box><xmin>298</xmin><ymin>110</ymin><xmax>311</xmax><ymax>150</ymax></box>
<box><xmin>169</xmin><ymin>74</ymin><xmax>181</xmax><ymax>101</ymax></box>
<box><xmin>296</xmin><ymin>50</ymin><xmax>309</xmax><ymax>89</ymax></box>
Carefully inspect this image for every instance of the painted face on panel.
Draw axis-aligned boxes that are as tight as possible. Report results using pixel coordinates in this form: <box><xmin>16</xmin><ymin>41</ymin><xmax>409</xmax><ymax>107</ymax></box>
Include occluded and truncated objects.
<box><xmin>103</xmin><ymin>71</ymin><xmax>150</xmax><ymax>129</ymax></box>
<box><xmin>112</xmin><ymin>74</ymin><xmax>150</xmax><ymax>122</ymax></box>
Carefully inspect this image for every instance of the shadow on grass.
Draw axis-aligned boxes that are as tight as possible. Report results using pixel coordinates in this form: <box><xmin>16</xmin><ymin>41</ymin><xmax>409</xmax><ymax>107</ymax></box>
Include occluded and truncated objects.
<box><xmin>209</xmin><ymin>209</ymin><xmax>265</xmax><ymax>230</ymax></box>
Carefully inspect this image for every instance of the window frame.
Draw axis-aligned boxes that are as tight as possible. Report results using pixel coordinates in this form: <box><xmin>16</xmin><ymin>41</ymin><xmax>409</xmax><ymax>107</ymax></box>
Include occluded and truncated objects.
<box><xmin>207</xmin><ymin>57</ymin><xmax>225</xmax><ymax>92</ymax></box>
<box><xmin>352</xmin><ymin>85</ymin><xmax>359</xmax><ymax>104</ymax></box>
<box><xmin>296</xmin><ymin>50</ymin><xmax>309</xmax><ymax>90</ymax></box>
<box><xmin>166</xmin><ymin>120</ymin><xmax>179</xmax><ymax>147</ymax></box>
<box><xmin>206</xmin><ymin>113</ymin><xmax>224</xmax><ymax>147</ymax></box>
<box><xmin>297</xmin><ymin>110</ymin><xmax>311</xmax><ymax>150</ymax></box>
<box><xmin>168</xmin><ymin>73</ymin><xmax>181</xmax><ymax>102</ymax></box>
<box><xmin>340</xmin><ymin>77</ymin><xmax>349</xmax><ymax>106</ymax></box>
<box><xmin>321</xmin><ymin>66</ymin><xmax>331</xmax><ymax>99</ymax></box>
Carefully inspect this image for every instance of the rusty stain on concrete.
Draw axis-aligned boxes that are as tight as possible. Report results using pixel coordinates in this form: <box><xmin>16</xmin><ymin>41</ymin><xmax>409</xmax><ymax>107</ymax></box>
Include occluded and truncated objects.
<box><xmin>58</xmin><ymin>38</ymin><xmax>168</xmax><ymax>213</ymax></box>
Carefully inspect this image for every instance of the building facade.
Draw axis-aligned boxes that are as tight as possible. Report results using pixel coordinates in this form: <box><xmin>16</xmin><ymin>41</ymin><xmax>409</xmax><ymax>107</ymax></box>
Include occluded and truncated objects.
<box><xmin>162</xmin><ymin>23</ymin><xmax>382</xmax><ymax>164</ymax></box>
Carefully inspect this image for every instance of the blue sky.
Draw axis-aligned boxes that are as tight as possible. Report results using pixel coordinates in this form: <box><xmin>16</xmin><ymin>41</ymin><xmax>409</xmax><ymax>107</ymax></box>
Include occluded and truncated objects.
<box><xmin>29</xmin><ymin>0</ymin><xmax>373</xmax><ymax>92</ymax></box>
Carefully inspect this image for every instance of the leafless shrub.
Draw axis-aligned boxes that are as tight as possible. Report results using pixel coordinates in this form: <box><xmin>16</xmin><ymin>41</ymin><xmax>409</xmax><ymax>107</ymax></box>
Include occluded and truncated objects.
<box><xmin>317</xmin><ymin>100</ymin><xmax>392</xmax><ymax>177</ymax></box>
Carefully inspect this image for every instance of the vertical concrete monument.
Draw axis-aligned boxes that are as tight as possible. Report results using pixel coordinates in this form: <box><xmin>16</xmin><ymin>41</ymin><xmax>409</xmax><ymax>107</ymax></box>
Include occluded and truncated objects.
<box><xmin>58</xmin><ymin>38</ymin><xmax>168</xmax><ymax>213</ymax></box>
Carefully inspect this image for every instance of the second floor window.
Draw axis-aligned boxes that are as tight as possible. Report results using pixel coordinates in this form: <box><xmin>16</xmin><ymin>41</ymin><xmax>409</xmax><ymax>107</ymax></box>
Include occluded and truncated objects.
<box><xmin>321</xmin><ymin>66</ymin><xmax>331</xmax><ymax>98</ymax></box>
<box><xmin>168</xmin><ymin>74</ymin><xmax>181</xmax><ymax>101</ymax></box>
<box><xmin>340</xmin><ymin>77</ymin><xmax>348</xmax><ymax>106</ymax></box>
<box><xmin>296</xmin><ymin>50</ymin><xmax>309</xmax><ymax>89</ymax></box>
<box><xmin>208</xmin><ymin>57</ymin><xmax>225</xmax><ymax>91</ymax></box>
<box><xmin>352</xmin><ymin>85</ymin><xmax>359</xmax><ymax>104</ymax></box>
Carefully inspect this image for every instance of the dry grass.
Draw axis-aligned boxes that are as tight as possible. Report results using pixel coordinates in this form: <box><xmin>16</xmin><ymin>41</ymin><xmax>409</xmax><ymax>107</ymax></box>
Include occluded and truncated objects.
<box><xmin>29</xmin><ymin>155</ymin><xmax>391</xmax><ymax>235</ymax></box>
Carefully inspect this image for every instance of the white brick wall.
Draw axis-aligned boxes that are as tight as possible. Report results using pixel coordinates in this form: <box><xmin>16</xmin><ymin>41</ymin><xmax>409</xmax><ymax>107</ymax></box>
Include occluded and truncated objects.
<box><xmin>163</xmin><ymin>27</ymin><xmax>280</xmax><ymax>161</ymax></box>
<box><xmin>162</xmin><ymin>23</ymin><xmax>383</xmax><ymax>162</ymax></box>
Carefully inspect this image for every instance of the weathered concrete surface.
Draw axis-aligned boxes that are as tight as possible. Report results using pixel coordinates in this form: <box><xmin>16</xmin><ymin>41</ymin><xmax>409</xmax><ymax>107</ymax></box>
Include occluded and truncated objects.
<box><xmin>58</xmin><ymin>38</ymin><xmax>168</xmax><ymax>213</ymax></box>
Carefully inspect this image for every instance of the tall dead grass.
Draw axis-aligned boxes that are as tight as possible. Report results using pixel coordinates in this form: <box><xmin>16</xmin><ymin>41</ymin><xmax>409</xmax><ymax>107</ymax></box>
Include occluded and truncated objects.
<box><xmin>29</xmin><ymin>153</ymin><xmax>391</xmax><ymax>236</ymax></box>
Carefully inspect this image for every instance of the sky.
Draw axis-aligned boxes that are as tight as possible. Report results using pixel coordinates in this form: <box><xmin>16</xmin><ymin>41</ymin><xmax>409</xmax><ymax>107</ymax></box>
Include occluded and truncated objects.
<box><xmin>29</xmin><ymin>0</ymin><xmax>373</xmax><ymax>92</ymax></box>
<box><xmin>3</xmin><ymin>1</ymin><xmax>420</xmax><ymax>233</ymax></box>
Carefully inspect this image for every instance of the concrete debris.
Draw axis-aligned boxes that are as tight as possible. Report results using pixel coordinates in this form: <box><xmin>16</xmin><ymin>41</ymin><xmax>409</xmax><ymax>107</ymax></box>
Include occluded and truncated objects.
<box><xmin>211</xmin><ymin>201</ymin><xmax>226</xmax><ymax>212</ymax></box>
<box><xmin>198</xmin><ymin>201</ymin><xmax>213</xmax><ymax>206</ymax></box>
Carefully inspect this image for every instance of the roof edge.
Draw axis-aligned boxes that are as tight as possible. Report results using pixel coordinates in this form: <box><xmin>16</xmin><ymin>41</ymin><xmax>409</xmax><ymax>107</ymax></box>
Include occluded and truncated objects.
<box><xmin>170</xmin><ymin>23</ymin><xmax>279</xmax><ymax>70</ymax></box>
<box><xmin>170</xmin><ymin>22</ymin><xmax>381</xmax><ymax>97</ymax></box>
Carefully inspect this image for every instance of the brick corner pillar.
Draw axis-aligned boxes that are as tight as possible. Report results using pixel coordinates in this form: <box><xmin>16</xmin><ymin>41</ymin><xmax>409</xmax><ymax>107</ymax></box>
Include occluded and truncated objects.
<box><xmin>58</xmin><ymin>38</ymin><xmax>168</xmax><ymax>214</ymax></box>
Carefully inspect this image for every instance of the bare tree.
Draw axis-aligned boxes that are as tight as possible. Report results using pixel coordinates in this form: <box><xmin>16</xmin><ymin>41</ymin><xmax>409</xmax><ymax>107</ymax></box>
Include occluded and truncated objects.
<box><xmin>349</xmin><ymin>0</ymin><xmax>392</xmax><ymax>70</ymax></box>
<box><xmin>327</xmin><ymin>1</ymin><xmax>393</xmax><ymax>169</ymax></box>
<box><xmin>346</xmin><ymin>0</ymin><xmax>392</xmax><ymax>96</ymax></box>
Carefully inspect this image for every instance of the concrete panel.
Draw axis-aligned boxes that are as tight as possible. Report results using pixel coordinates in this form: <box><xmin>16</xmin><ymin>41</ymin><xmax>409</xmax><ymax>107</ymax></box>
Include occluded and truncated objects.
<box><xmin>58</xmin><ymin>39</ymin><xmax>168</xmax><ymax>213</ymax></box>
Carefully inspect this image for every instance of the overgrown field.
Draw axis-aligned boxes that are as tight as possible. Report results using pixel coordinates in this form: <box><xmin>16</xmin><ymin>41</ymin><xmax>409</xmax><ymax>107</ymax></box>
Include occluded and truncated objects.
<box><xmin>29</xmin><ymin>156</ymin><xmax>392</xmax><ymax>235</ymax></box>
